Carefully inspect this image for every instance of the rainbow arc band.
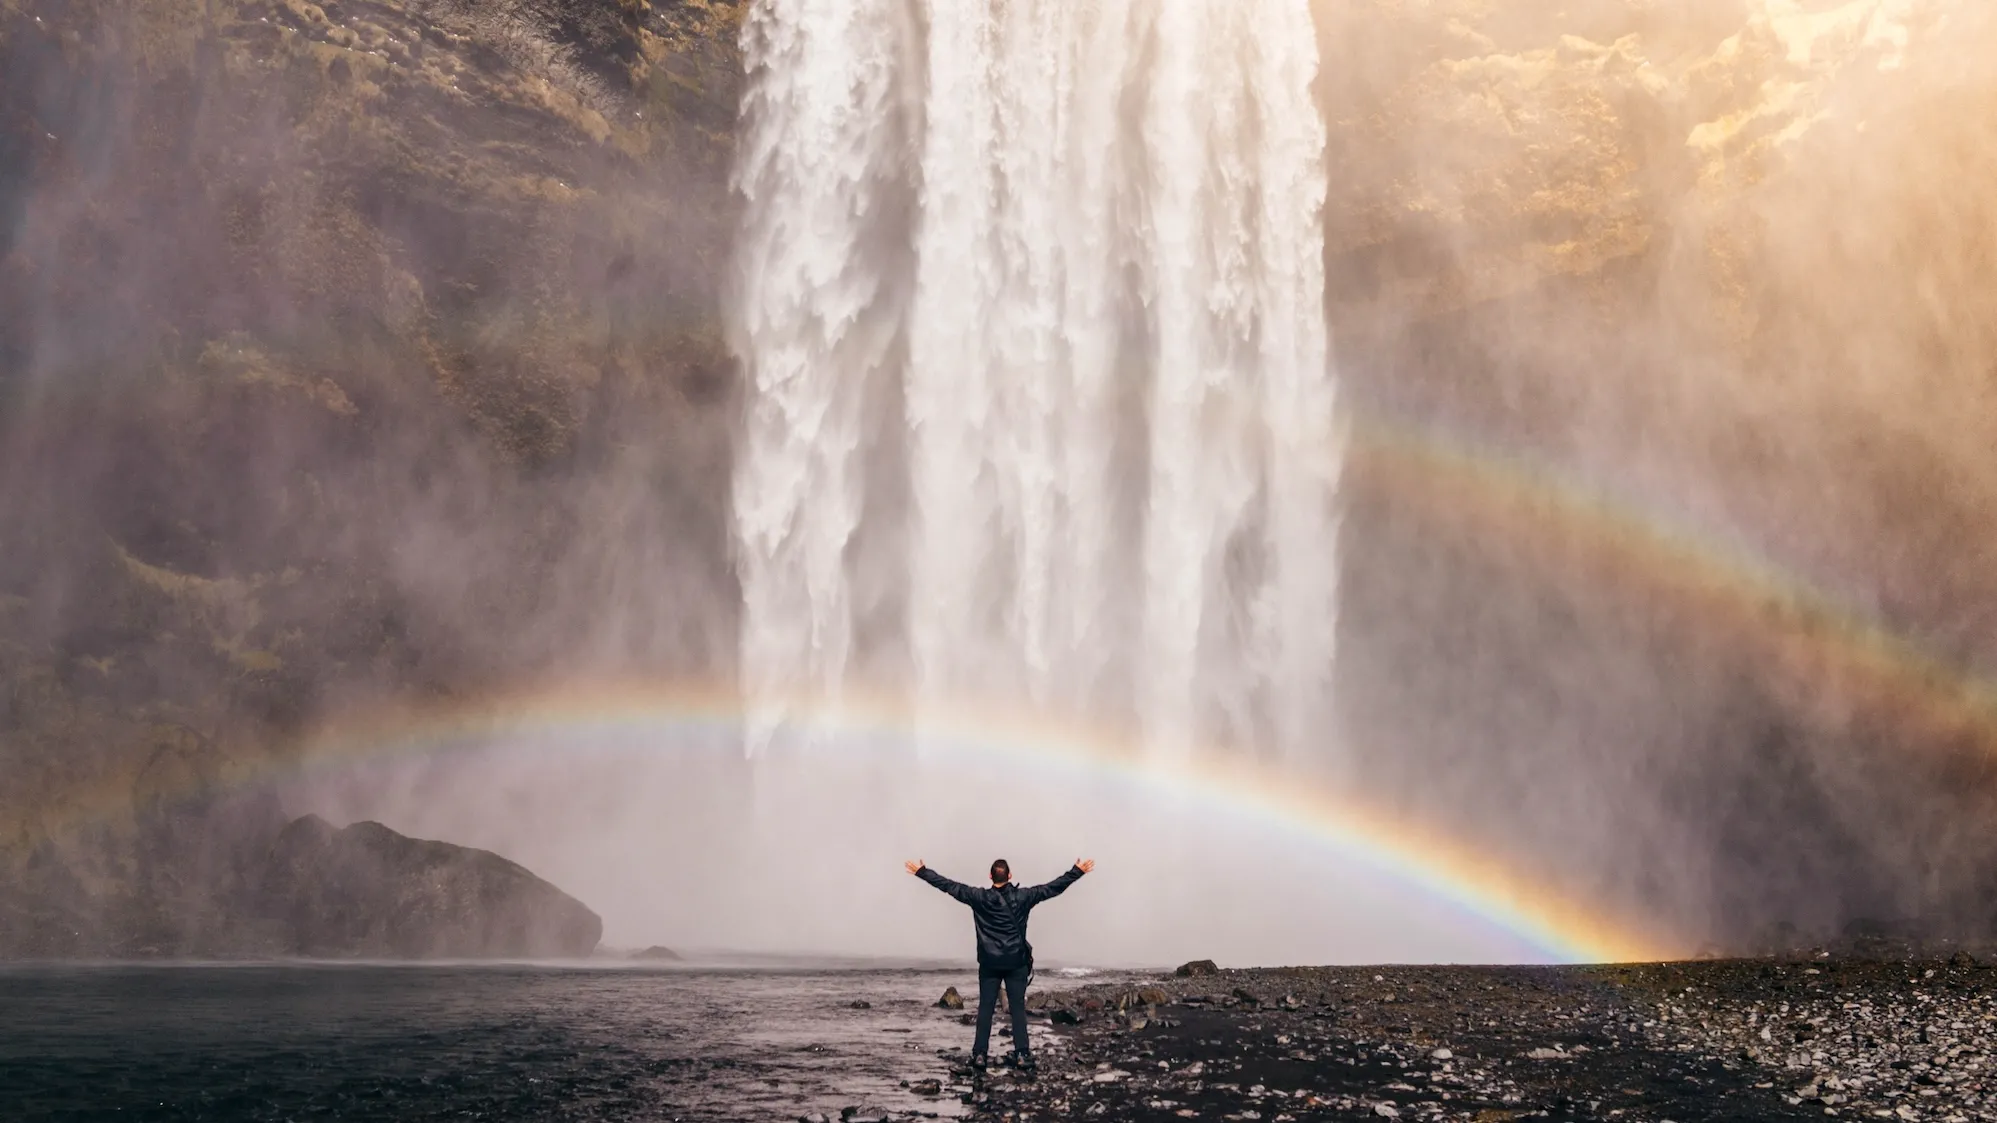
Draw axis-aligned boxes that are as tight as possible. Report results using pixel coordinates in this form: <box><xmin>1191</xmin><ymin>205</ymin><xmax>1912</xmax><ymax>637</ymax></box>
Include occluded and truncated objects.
<box><xmin>226</xmin><ymin>680</ymin><xmax>1673</xmax><ymax>964</ymax></box>
<box><xmin>28</xmin><ymin>421</ymin><xmax>1997</xmax><ymax>963</ymax></box>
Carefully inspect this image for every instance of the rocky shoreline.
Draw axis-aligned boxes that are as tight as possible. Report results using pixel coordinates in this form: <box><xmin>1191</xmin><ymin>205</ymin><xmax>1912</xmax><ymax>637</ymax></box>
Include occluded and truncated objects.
<box><xmin>854</xmin><ymin>956</ymin><xmax>1997</xmax><ymax>1123</ymax></box>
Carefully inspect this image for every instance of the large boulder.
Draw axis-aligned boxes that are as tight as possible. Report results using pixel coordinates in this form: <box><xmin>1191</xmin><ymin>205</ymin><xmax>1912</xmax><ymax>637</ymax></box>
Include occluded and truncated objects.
<box><xmin>254</xmin><ymin>815</ymin><xmax>601</xmax><ymax>958</ymax></box>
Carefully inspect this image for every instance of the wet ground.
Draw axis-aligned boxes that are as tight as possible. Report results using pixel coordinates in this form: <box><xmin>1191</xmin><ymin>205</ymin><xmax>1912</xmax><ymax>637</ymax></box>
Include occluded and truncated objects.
<box><xmin>975</xmin><ymin>959</ymin><xmax>1997</xmax><ymax>1123</ymax></box>
<box><xmin>0</xmin><ymin>963</ymin><xmax>990</xmax><ymax>1122</ymax></box>
<box><xmin>6</xmin><ymin>958</ymin><xmax>1996</xmax><ymax>1121</ymax></box>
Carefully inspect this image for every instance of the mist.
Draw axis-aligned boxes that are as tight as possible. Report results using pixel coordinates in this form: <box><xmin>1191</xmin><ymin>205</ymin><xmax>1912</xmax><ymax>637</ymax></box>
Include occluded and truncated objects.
<box><xmin>6</xmin><ymin>0</ymin><xmax>1997</xmax><ymax>963</ymax></box>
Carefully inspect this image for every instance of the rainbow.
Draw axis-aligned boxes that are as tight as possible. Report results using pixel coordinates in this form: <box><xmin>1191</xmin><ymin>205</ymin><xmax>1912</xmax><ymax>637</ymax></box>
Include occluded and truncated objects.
<box><xmin>204</xmin><ymin>679</ymin><xmax>1671</xmax><ymax>965</ymax></box>
<box><xmin>30</xmin><ymin>416</ymin><xmax>1995</xmax><ymax>966</ymax></box>
<box><xmin>1349</xmin><ymin>419</ymin><xmax>1997</xmax><ymax>761</ymax></box>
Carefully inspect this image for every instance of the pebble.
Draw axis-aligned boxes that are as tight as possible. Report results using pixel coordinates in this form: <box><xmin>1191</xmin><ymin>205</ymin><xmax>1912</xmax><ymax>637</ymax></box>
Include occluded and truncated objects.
<box><xmin>839</xmin><ymin>958</ymin><xmax>1997</xmax><ymax>1122</ymax></box>
<box><xmin>1635</xmin><ymin>958</ymin><xmax>1997</xmax><ymax>1122</ymax></box>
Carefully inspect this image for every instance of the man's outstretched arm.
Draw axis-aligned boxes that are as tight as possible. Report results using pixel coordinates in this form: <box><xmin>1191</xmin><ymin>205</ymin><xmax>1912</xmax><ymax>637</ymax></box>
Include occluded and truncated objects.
<box><xmin>907</xmin><ymin>860</ymin><xmax>981</xmax><ymax>904</ymax></box>
<box><xmin>1018</xmin><ymin>858</ymin><xmax>1094</xmax><ymax>906</ymax></box>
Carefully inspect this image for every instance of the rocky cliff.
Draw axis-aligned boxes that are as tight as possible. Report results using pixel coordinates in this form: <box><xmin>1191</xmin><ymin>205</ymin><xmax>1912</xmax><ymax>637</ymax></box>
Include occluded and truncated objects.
<box><xmin>1318</xmin><ymin>0</ymin><xmax>1997</xmax><ymax>942</ymax></box>
<box><xmin>0</xmin><ymin>0</ymin><xmax>742</xmax><ymax>956</ymax></box>
<box><xmin>3</xmin><ymin>807</ymin><xmax>602</xmax><ymax>957</ymax></box>
<box><xmin>259</xmin><ymin>814</ymin><xmax>601</xmax><ymax>958</ymax></box>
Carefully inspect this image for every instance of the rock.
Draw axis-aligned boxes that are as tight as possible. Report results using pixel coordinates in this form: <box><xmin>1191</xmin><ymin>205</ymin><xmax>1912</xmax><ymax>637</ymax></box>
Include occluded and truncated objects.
<box><xmin>1373</xmin><ymin>1105</ymin><xmax>1400</xmax><ymax>1119</ymax></box>
<box><xmin>0</xmin><ymin>0</ymin><xmax>749</xmax><ymax>963</ymax></box>
<box><xmin>938</xmin><ymin>986</ymin><xmax>964</xmax><ymax>1010</ymax></box>
<box><xmin>1175</xmin><ymin>959</ymin><xmax>1220</xmax><ymax>977</ymax></box>
<box><xmin>1525</xmin><ymin>1047</ymin><xmax>1567</xmax><ymax>1060</ymax></box>
<box><xmin>840</xmin><ymin>1108</ymin><xmax>889</xmax><ymax>1123</ymax></box>
<box><xmin>1137</xmin><ymin>986</ymin><xmax>1170</xmax><ymax>1007</ymax></box>
<box><xmin>1429</xmin><ymin>1047</ymin><xmax>1452</xmax><ymax>1061</ymax></box>
<box><xmin>1231</xmin><ymin>987</ymin><xmax>1262</xmax><ymax>1006</ymax></box>
<box><xmin>911</xmin><ymin>1078</ymin><xmax>942</xmax><ymax>1096</ymax></box>
<box><xmin>1950</xmin><ymin>951</ymin><xmax>1978</xmax><ymax>968</ymax></box>
<box><xmin>798</xmin><ymin>1114</ymin><xmax>829</xmax><ymax>1123</ymax></box>
<box><xmin>630</xmin><ymin>945</ymin><xmax>681</xmax><ymax>961</ymax></box>
<box><xmin>1051</xmin><ymin>1009</ymin><xmax>1082</xmax><ymax>1025</ymax></box>
<box><xmin>849</xmin><ymin>999</ymin><xmax>871</xmax><ymax>1009</ymax></box>
<box><xmin>253</xmin><ymin>816</ymin><xmax>602</xmax><ymax>958</ymax></box>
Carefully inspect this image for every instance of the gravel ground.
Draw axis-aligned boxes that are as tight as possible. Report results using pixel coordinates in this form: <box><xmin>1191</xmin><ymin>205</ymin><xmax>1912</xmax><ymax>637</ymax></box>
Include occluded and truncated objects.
<box><xmin>858</xmin><ymin>956</ymin><xmax>1997</xmax><ymax>1123</ymax></box>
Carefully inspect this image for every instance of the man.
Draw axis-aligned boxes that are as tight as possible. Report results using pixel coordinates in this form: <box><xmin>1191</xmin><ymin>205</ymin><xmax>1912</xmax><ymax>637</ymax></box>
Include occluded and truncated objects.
<box><xmin>906</xmin><ymin>856</ymin><xmax>1095</xmax><ymax>1072</ymax></box>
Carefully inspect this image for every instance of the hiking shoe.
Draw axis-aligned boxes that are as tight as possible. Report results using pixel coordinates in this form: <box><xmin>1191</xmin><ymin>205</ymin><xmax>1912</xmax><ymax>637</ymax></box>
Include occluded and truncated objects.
<box><xmin>1011</xmin><ymin>1052</ymin><xmax>1036</xmax><ymax>1073</ymax></box>
<box><xmin>969</xmin><ymin>1053</ymin><xmax>989</xmax><ymax>1073</ymax></box>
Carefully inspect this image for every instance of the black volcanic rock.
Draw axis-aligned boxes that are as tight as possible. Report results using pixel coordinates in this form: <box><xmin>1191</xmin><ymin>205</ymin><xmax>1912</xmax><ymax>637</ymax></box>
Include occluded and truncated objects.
<box><xmin>255</xmin><ymin>816</ymin><xmax>601</xmax><ymax>958</ymax></box>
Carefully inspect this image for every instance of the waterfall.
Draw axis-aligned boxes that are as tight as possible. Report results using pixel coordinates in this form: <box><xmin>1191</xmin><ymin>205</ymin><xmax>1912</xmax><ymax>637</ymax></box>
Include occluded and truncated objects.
<box><xmin>731</xmin><ymin>0</ymin><xmax>1340</xmax><ymax>764</ymax></box>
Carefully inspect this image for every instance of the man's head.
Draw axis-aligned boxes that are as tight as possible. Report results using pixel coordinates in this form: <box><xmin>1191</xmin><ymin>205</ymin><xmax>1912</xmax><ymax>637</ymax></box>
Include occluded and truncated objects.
<box><xmin>990</xmin><ymin>859</ymin><xmax>1011</xmax><ymax>886</ymax></box>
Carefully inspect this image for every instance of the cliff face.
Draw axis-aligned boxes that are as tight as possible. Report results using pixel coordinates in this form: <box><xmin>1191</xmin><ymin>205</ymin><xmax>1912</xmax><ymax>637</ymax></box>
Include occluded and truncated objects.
<box><xmin>1324</xmin><ymin>0</ymin><xmax>1997</xmax><ymax>629</ymax></box>
<box><xmin>1318</xmin><ymin>0</ymin><xmax>1997</xmax><ymax>943</ymax></box>
<box><xmin>0</xmin><ymin>0</ymin><xmax>744</xmax><ymax>955</ymax></box>
<box><xmin>6</xmin><ymin>0</ymin><xmax>1997</xmax><ymax>954</ymax></box>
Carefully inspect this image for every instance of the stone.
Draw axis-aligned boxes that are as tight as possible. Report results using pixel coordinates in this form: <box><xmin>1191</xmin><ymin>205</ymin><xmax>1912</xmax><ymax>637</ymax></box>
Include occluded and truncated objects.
<box><xmin>840</xmin><ymin>1108</ymin><xmax>889</xmax><ymax>1123</ymax></box>
<box><xmin>1176</xmin><ymin>959</ymin><xmax>1221</xmax><ymax>977</ymax></box>
<box><xmin>849</xmin><ymin>999</ymin><xmax>871</xmax><ymax>1009</ymax></box>
<box><xmin>1137</xmin><ymin>986</ymin><xmax>1170</xmax><ymax>1007</ymax></box>
<box><xmin>630</xmin><ymin>945</ymin><xmax>681</xmax><ymax>961</ymax></box>
<box><xmin>938</xmin><ymin>986</ymin><xmax>964</xmax><ymax>1009</ymax></box>
<box><xmin>911</xmin><ymin>1079</ymin><xmax>942</xmax><ymax>1096</ymax></box>
<box><xmin>1051</xmin><ymin>1009</ymin><xmax>1082</xmax><ymax>1025</ymax></box>
<box><xmin>1373</xmin><ymin>1105</ymin><xmax>1400</xmax><ymax>1118</ymax></box>
<box><xmin>1430</xmin><ymin>1048</ymin><xmax>1453</xmax><ymax>1061</ymax></box>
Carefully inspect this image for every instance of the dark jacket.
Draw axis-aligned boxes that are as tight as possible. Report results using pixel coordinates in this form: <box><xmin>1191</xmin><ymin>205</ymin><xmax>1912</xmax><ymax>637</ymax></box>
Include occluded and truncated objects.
<box><xmin>918</xmin><ymin>865</ymin><xmax>1086</xmax><ymax>972</ymax></box>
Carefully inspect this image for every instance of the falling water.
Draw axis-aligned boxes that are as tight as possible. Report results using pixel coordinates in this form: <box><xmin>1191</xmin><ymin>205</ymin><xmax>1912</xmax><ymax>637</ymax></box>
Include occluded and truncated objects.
<box><xmin>731</xmin><ymin>0</ymin><xmax>1340</xmax><ymax>764</ymax></box>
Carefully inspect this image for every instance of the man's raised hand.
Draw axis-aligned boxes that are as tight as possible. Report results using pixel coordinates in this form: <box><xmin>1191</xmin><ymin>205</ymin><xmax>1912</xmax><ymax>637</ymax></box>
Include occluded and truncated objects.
<box><xmin>1076</xmin><ymin>859</ymin><xmax>1095</xmax><ymax>874</ymax></box>
<box><xmin>906</xmin><ymin>860</ymin><xmax>925</xmax><ymax>876</ymax></box>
